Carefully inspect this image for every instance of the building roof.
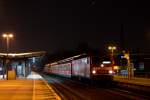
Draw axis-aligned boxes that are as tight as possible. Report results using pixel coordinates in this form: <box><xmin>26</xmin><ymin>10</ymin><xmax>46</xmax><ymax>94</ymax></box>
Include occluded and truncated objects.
<box><xmin>0</xmin><ymin>51</ymin><xmax>46</xmax><ymax>58</ymax></box>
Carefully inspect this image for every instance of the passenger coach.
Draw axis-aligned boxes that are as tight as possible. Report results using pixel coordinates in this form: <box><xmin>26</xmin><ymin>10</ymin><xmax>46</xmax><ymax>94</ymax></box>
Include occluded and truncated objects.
<box><xmin>44</xmin><ymin>53</ymin><xmax>113</xmax><ymax>82</ymax></box>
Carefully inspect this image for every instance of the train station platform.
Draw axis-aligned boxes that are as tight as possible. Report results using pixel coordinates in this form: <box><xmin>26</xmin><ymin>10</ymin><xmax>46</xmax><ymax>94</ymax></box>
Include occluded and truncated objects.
<box><xmin>114</xmin><ymin>75</ymin><xmax>150</xmax><ymax>87</ymax></box>
<box><xmin>0</xmin><ymin>72</ymin><xmax>61</xmax><ymax>100</ymax></box>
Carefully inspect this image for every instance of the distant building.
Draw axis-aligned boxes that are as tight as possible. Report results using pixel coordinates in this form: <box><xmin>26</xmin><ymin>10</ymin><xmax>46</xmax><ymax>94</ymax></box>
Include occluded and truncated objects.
<box><xmin>130</xmin><ymin>53</ymin><xmax>150</xmax><ymax>77</ymax></box>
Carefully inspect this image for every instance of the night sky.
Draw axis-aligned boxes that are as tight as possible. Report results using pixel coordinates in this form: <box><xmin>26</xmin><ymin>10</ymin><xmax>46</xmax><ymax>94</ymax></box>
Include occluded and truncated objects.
<box><xmin>0</xmin><ymin>0</ymin><xmax>150</xmax><ymax>53</ymax></box>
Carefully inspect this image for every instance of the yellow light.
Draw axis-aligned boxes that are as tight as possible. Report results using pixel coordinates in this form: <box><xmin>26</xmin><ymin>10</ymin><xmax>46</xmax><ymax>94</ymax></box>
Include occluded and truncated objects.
<box><xmin>2</xmin><ymin>34</ymin><xmax>7</xmax><ymax>38</ymax></box>
<box><xmin>108</xmin><ymin>46</ymin><xmax>112</xmax><ymax>50</ymax></box>
<box><xmin>124</xmin><ymin>53</ymin><xmax>129</xmax><ymax>59</ymax></box>
<box><xmin>8</xmin><ymin>34</ymin><xmax>14</xmax><ymax>38</ymax></box>
<box><xmin>2</xmin><ymin>33</ymin><xmax>14</xmax><ymax>38</ymax></box>
<box><xmin>112</xmin><ymin>46</ymin><xmax>116</xmax><ymax>50</ymax></box>
<box><xmin>114</xmin><ymin>66</ymin><xmax>119</xmax><ymax>70</ymax></box>
<box><xmin>108</xmin><ymin>46</ymin><xmax>116</xmax><ymax>50</ymax></box>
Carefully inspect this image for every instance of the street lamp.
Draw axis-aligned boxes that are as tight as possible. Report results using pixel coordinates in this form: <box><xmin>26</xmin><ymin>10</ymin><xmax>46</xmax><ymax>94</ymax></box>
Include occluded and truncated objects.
<box><xmin>2</xmin><ymin>33</ymin><xmax>14</xmax><ymax>79</ymax></box>
<box><xmin>2</xmin><ymin>33</ymin><xmax>14</xmax><ymax>53</ymax></box>
<box><xmin>108</xmin><ymin>46</ymin><xmax>116</xmax><ymax>74</ymax></box>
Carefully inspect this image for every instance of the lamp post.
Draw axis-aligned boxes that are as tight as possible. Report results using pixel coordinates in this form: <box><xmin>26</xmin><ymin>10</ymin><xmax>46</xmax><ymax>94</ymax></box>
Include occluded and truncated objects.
<box><xmin>123</xmin><ymin>51</ymin><xmax>132</xmax><ymax>79</ymax></box>
<box><xmin>108</xmin><ymin>46</ymin><xmax>116</xmax><ymax>74</ymax></box>
<box><xmin>2</xmin><ymin>33</ymin><xmax>14</xmax><ymax>79</ymax></box>
<box><xmin>2</xmin><ymin>33</ymin><xmax>14</xmax><ymax>53</ymax></box>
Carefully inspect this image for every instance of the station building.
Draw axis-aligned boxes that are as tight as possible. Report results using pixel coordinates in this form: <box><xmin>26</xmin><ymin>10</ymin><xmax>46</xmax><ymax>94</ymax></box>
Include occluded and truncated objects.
<box><xmin>0</xmin><ymin>51</ymin><xmax>46</xmax><ymax>79</ymax></box>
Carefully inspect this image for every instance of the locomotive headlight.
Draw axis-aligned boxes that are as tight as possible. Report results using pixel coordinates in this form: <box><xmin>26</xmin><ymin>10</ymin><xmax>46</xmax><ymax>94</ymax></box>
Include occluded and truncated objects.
<box><xmin>109</xmin><ymin>70</ymin><xmax>113</xmax><ymax>74</ymax></box>
<box><xmin>92</xmin><ymin>70</ymin><xmax>96</xmax><ymax>74</ymax></box>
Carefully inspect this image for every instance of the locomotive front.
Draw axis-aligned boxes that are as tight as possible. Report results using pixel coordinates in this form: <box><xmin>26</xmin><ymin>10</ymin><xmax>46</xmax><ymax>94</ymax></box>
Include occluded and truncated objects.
<box><xmin>91</xmin><ymin>57</ymin><xmax>114</xmax><ymax>81</ymax></box>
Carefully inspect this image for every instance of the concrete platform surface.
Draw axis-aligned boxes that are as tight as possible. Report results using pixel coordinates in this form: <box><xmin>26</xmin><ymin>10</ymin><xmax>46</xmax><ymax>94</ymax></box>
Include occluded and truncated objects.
<box><xmin>114</xmin><ymin>75</ymin><xmax>150</xmax><ymax>87</ymax></box>
<box><xmin>0</xmin><ymin>72</ymin><xmax>61</xmax><ymax>100</ymax></box>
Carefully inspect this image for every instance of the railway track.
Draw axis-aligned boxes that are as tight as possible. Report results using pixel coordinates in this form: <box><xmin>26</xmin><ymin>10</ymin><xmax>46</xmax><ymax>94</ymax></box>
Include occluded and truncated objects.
<box><xmin>43</xmin><ymin>74</ymin><xmax>88</xmax><ymax>100</ymax></box>
<box><xmin>41</xmin><ymin>73</ymin><xmax>150</xmax><ymax>100</ymax></box>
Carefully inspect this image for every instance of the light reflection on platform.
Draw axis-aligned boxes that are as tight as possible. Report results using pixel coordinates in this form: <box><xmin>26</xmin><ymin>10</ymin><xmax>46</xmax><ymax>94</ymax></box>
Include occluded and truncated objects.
<box><xmin>27</xmin><ymin>72</ymin><xmax>43</xmax><ymax>80</ymax></box>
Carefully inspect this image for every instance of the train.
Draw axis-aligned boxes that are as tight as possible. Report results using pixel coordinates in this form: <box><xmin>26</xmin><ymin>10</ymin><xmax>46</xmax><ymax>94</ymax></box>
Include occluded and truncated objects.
<box><xmin>44</xmin><ymin>53</ymin><xmax>114</xmax><ymax>82</ymax></box>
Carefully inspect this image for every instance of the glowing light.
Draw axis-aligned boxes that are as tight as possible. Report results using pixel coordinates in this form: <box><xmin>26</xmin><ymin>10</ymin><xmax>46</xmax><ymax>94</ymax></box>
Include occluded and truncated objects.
<box><xmin>2</xmin><ymin>33</ymin><xmax>14</xmax><ymax>38</ymax></box>
<box><xmin>121</xmin><ymin>55</ymin><xmax>125</xmax><ymax>59</ymax></box>
<box><xmin>109</xmin><ymin>70</ymin><xmax>113</xmax><ymax>74</ymax></box>
<box><xmin>2</xmin><ymin>34</ymin><xmax>7</xmax><ymax>38</ymax></box>
<box><xmin>112</xmin><ymin>46</ymin><xmax>116</xmax><ymax>50</ymax></box>
<box><xmin>102</xmin><ymin>61</ymin><xmax>111</xmax><ymax>64</ymax></box>
<box><xmin>11</xmin><ymin>54</ymin><xmax>16</xmax><ymax>57</ymax></box>
<box><xmin>92</xmin><ymin>70</ymin><xmax>96</xmax><ymax>74</ymax></box>
<box><xmin>27</xmin><ymin>72</ymin><xmax>43</xmax><ymax>79</ymax></box>
<box><xmin>124</xmin><ymin>53</ymin><xmax>129</xmax><ymax>59</ymax></box>
<box><xmin>8</xmin><ymin>34</ymin><xmax>14</xmax><ymax>38</ymax></box>
<box><xmin>32</xmin><ymin>57</ymin><xmax>36</xmax><ymax>63</ymax></box>
<box><xmin>108</xmin><ymin>46</ymin><xmax>116</xmax><ymax>50</ymax></box>
<box><xmin>114</xmin><ymin>66</ymin><xmax>119</xmax><ymax>70</ymax></box>
<box><xmin>108</xmin><ymin>46</ymin><xmax>112</xmax><ymax>50</ymax></box>
<box><xmin>101</xmin><ymin>64</ymin><xmax>104</xmax><ymax>67</ymax></box>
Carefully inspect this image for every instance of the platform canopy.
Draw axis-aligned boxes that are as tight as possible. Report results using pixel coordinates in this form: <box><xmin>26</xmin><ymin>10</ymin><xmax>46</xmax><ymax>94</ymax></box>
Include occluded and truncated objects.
<box><xmin>0</xmin><ymin>51</ymin><xmax>46</xmax><ymax>58</ymax></box>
